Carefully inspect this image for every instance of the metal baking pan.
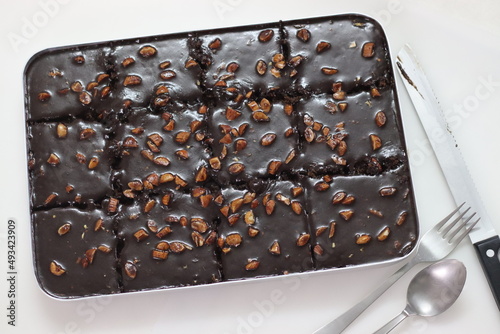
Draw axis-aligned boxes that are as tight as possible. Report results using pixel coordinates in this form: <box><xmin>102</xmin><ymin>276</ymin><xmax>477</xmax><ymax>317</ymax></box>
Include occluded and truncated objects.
<box><xmin>24</xmin><ymin>13</ymin><xmax>419</xmax><ymax>299</ymax></box>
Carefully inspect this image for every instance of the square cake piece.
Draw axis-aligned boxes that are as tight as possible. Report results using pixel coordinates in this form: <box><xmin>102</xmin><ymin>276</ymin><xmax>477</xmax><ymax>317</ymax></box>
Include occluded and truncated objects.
<box><xmin>218</xmin><ymin>181</ymin><xmax>313</xmax><ymax>280</ymax></box>
<box><xmin>110</xmin><ymin>35</ymin><xmax>204</xmax><ymax>108</ymax></box>
<box><xmin>207</xmin><ymin>97</ymin><xmax>299</xmax><ymax>185</ymax></box>
<box><xmin>28</xmin><ymin>120</ymin><xmax>113</xmax><ymax>208</ymax></box>
<box><xmin>32</xmin><ymin>207</ymin><xmax>120</xmax><ymax>298</ymax></box>
<box><xmin>112</xmin><ymin>106</ymin><xmax>211</xmax><ymax>194</ymax></box>
<box><xmin>304</xmin><ymin>166</ymin><xmax>417</xmax><ymax>269</ymax></box>
<box><xmin>196</xmin><ymin>23</ymin><xmax>288</xmax><ymax>94</ymax></box>
<box><xmin>25</xmin><ymin>46</ymin><xmax>114</xmax><ymax>122</ymax></box>
<box><xmin>116</xmin><ymin>190</ymin><xmax>221</xmax><ymax>292</ymax></box>
<box><xmin>283</xmin><ymin>16</ymin><xmax>392</xmax><ymax>94</ymax></box>
<box><xmin>291</xmin><ymin>87</ymin><xmax>405</xmax><ymax>175</ymax></box>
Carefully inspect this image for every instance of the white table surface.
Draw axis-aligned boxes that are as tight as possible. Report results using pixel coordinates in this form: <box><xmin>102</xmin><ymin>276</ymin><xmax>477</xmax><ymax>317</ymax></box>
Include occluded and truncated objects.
<box><xmin>1</xmin><ymin>0</ymin><xmax>500</xmax><ymax>333</ymax></box>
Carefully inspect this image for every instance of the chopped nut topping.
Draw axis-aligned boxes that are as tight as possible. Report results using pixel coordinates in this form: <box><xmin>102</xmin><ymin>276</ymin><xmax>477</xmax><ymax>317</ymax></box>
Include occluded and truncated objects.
<box><xmin>265</xmin><ymin>199</ymin><xmax>276</xmax><ymax>215</ymax></box>
<box><xmin>98</xmin><ymin>245</ymin><xmax>112</xmax><ymax>253</ymax></box>
<box><xmin>329</xmin><ymin>222</ymin><xmax>336</xmax><ymax>238</ymax></box>
<box><xmin>208</xmin><ymin>38</ymin><xmax>222</xmax><ymax>50</ymax></box>
<box><xmin>152</xmin><ymin>249</ymin><xmax>168</xmax><ymax>260</ymax></box>
<box><xmin>37</xmin><ymin>91</ymin><xmax>51</xmax><ymax>102</ymax></box>
<box><xmin>375</xmin><ymin>111</ymin><xmax>387</xmax><ymax>127</ymax></box>
<box><xmin>321</xmin><ymin>67</ymin><xmax>338</xmax><ymax>75</ymax></box>
<box><xmin>258</xmin><ymin>29</ymin><xmax>274</xmax><ymax>42</ymax></box>
<box><xmin>370</xmin><ymin>134</ymin><xmax>382</xmax><ymax>150</ymax></box>
<box><xmin>248</xmin><ymin>227</ymin><xmax>260</xmax><ymax>237</ymax></box>
<box><xmin>267</xmin><ymin>160</ymin><xmax>281</xmax><ymax>175</ymax></box>
<box><xmin>316</xmin><ymin>41</ymin><xmax>331</xmax><ymax>53</ymax></box>
<box><xmin>255</xmin><ymin>60</ymin><xmax>267</xmax><ymax>75</ymax></box>
<box><xmin>122</xmin><ymin>57</ymin><xmax>135</xmax><ymax>67</ymax></box>
<box><xmin>225</xmin><ymin>107</ymin><xmax>241</xmax><ymax>121</ymax></box>
<box><xmin>332</xmin><ymin>191</ymin><xmax>347</xmax><ymax>204</ymax></box>
<box><xmin>245</xmin><ymin>260</ymin><xmax>260</xmax><ymax>271</ymax></box>
<box><xmin>291</xmin><ymin>187</ymin><xmax>304</xmax><ymax>197</ymax></box>
<box><xmin>156</xmin><ymin>226</ymin><xmax>172</xmax><ymax>238</ymax></box>
<box><xmin>147</xmin><ymin>220</ymin><xmax>158</xmax><ymax>233</ymax></box>
<box><xmin>94</xmin><ymin>218</ymin><xmax>103</xmax><ymax>231</ymax></box>
<box><xmin>296</xmin><ymin>233</ymin><xmax>310</xmax><ymax>246</ymax></box>
<box><xmin>380</xmin><ymin>187</ymin><xmax>397</xmax><ymax>197</ymax></box>
<box><xmin>50</xmin><ymin>261</ymin><xmax>65</xmax><ymax>276</ymax></box>
<box><xmin>226</xmin><ymin>233</ymin><xmax>242</xmax><ymax>247</ymax></box>
<box><xmin>230</xmin><ymin>198</ymin><xmax>244</xmax><ymax>213</ymax></box>
<box><xmin>369</xmin><ymin>209</ymin><xmax>384</xmax><ymax>218</ymax></box>
<box><xmin>234</xmin><ymin>139</ymin><xmax>247</xmax><ymax>152</ymax></box>
<box><xmin>174</xmin><ymin>131</ymin><xmax>190</xmax><ymax>144</ymax></box>
<box><xmin>339</xmin><ymin>210</ymin><xmax>354</xmax><ymax>221</ymax></box>
<box><xmin>397</xmin><ymin>211</ymin><xmax>408</xmax><ymax>226</ymax></box>
<box><xmin>269</xmin><ymin>241</ymin><xmax>281</xmax><ymax>255</ymax></box>
<box><xmin>107</xmin><ymin>197</ymin><xmax>119</xmax><ymax>213</ymax></box>
<box><xmin>244</xmin><ymin>210</ymin><xmax>255</xmax><ymax>225</ymax></box>
<box><xmin>133</xmin><ymin>229</ymin><xmax>149</xmax><ymax>242</ymax></box>
<box><xmin>191</xmin><ymin>218</ymin><xmax>209</xmax><ymax>233</ymax></box>
<box><xmin>56</xmin><ymin>123</ymin><xmax>68</xmax><ymax>138</ymax></box>
<box><xmin>228</xmin><ymin>163</ymin><xmax>245</xmax><ymax>175</ymax></box>
<box><xmin>362</xmin><ymin>42</ymin><xmax>375</xmax><ymax>58</ymax></box>
<box><xmin>191</xmin><ymin>231</ymin><xmax>205</xmax><ymax>247</ymax></box>
<box><xmin>123</xmin><ymin>75</ymin><xmax>142</xmax><ymax>86</ymax></box>
<box><xmin>291</xmin><ymin>201</ymin><xmax>303</xmax><ymax>215</ymax></box>
<box><xmin>252</xmin><ymin>111</ymin><xmax>269</xmax><ymax>122</ymax></box>
<box><xmin>356</xmin><ymin>234</ymin><xmax>372</xmax><ymax>245</ymax></box>
<box><xmin>314</xmin><ymin>244</ymin><xmax>324</xmax><ymax>256</ymax></box>
<box><xmin>371</xmin><ymin>88</ymin><xmax>381</xmax><ymax>97</ymax></box>
<box><xmin>377</xmin><ymin>227</ymin><xmax>390</xmax><ymax>241</ymax></box>
<box><xmin>139</xmin><ymin>45</ymin><xmax>157</xmax><ymax>57</ymax></box>
<box><xmin>195</xmin><ymin>166</ymin><xmax>208</xmax><ymax>183</ymax></box>
<box><xmin>88</xmin><ymin>157</ymin><xmax>99</xmax><ymax>170</ymax></box>
<box><xmin>260</xmin><ymin>133</ymin><xmax>276</xmax><ymax>146</ymax></box>
<box><xmin>296</xmin><ymin>28</ymin><xmax>311</xmax><ymax>42</ymax></box>
<box><xmin>160</xmin><ymin>70</ymin><xmax>176</xmax><ymax>80</ymax></box>
<box><xmin>144</xmin><ymin>199</ymin><xmax>156</xmax><ymax>213</ymax></box>
<box><xmin>57</xmin><ymin>223</ymin><xmax>71</xmax><ymax>236</ymax></box>
<box><xmin>124</xmin><ymin>262</ymin><xmax>137</xmax><ymax>279</ymax></box>
<box><xmin>47</xmin><ymin>153</ymin><xmax>60</xmax><ymax>165</ymax></box>
<box><xmin>159</xmin><ymin>173</ymin><xmax>175</xmax><ymax>183</ymax></box>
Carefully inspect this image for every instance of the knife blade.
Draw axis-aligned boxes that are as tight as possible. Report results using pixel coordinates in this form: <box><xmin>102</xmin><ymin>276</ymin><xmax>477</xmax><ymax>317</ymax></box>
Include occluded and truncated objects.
<box><xmin>396</xmin><ymin>44</ymin><xmax>500</xmax><ymax>310</ymax></box>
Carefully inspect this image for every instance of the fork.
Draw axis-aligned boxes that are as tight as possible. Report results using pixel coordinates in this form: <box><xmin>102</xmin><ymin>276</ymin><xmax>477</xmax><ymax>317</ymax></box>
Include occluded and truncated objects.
<box><xmin>313</xmin><ymin>203</ymin><xmax>480</xmax><ymax>334</ymax></box>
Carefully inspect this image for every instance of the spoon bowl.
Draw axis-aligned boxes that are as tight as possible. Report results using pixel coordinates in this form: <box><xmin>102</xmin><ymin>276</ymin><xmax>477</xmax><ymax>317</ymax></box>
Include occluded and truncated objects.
<box><xmin>374</xmin><ymin>259</ymin><xmax>466</xmax><ymax>334</ymax></box>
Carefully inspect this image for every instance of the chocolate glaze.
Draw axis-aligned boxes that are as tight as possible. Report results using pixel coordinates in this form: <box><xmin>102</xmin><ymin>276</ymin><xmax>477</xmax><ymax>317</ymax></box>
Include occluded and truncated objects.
<box><xmin>304</xmin><ymin>165</ymin><xmax>417</xmax><ymax>269</ymax></box>
<box><xmin>218</xmin><ymin>181</ymin><xmax>313</xmax><ymax>279</ymax></box>
<box><xmin>112</xmin><ymin>106</ymin><xmax>211</xmax><ymax>192</ymax></box>
<box><xmin>117</xmin><ymin>191</ymin><xmax>221</xmax><ymax>292</ymax></box>
<box><xmin>25</xmin><ymin>46</ymin><xmax>114</xmax><ymax>122</ymax></box>
<box><xmin>292</xmin><ymin>87</ymin><xmax>405</xmax><ymax>175</ymax></box>
<box><xmin>283</xmin><ymin>16</ymin><xmax>392</xmax><ymax>94</ymax></box>
<box><xmin>29</xmin><ymin>120</ymin><xmax>113</xmax><ymax>208</ymax></box>
<box><xmin>25</xmin><ymin>14</ymin><xmax>418</xmax><ymax>298</ymax></box>
<box><xmin>207</xmin><ymin>97</ymin><xmax>299</xmax><ymax>185</ymax></box>
<box><xmin>32</xmin><ymin>207</ymin><xmax>120</xmax><ymax>298</ymax></box>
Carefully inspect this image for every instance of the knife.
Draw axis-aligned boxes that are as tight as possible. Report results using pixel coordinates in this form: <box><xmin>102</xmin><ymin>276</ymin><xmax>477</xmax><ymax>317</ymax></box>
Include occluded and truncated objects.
<box><xmin>396</xmin><ymin>44</ymin><xmax>500</xmax><ymax>310</ymax></box>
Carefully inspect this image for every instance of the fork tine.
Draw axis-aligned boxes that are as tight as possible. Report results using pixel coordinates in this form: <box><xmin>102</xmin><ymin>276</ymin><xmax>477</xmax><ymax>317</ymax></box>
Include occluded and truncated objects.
<box><xmin>445</xmin><ymin>212</ymin><xmax>477</xmax><ymax>240</ymax></box>
<box><xmin>449</xmin><ymin>218</ymin><xmax>480</xmax><ymax>244</ymax></box>
<box><xmin>435</xmin><ymin>202</ymin><xmax>466</xmax><ymax>230</ymax></box>
<box><xmin>440</xmin><ymin>207</ymin><xmax>471</xmax><ymax>236</ymax></box>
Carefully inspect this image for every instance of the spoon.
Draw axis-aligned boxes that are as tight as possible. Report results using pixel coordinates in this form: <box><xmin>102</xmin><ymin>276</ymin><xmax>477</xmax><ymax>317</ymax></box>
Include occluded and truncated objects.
<box><xmin>373</xmin><ymin>259</ymin><xmax>466</xmax><ymax>334</ymax></box>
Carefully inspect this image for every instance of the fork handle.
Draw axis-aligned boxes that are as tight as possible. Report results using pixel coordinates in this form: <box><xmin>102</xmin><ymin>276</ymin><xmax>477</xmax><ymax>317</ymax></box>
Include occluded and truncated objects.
<box><xmin>313</xmin><ymin>258</ymin><xmax>418</xmax><ymax>334</ymax></box>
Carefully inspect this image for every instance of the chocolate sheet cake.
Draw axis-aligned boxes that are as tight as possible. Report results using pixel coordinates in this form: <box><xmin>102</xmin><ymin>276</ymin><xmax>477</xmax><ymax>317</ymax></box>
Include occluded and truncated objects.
<box><xmin>25</xmin><ymin>14</ymin><xmax>418</xmax><ymax>298</ymax></box>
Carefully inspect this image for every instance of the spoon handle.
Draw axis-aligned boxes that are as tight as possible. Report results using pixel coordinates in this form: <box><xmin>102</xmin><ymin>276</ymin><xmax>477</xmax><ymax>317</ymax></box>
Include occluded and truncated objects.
<box><xmin>314</xmin><ymin>258</ymin><xmax>418</xmax><ymax>334</ymax></box>
<box><xmin>373</xmin><ymin>310</ymin><xmax>409</xmax><ymax>334</ymax></box>
<box><xmin>372</xmin><ymin>310</ymin><xmax>409</xmax><ymax>334</ymax></box>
